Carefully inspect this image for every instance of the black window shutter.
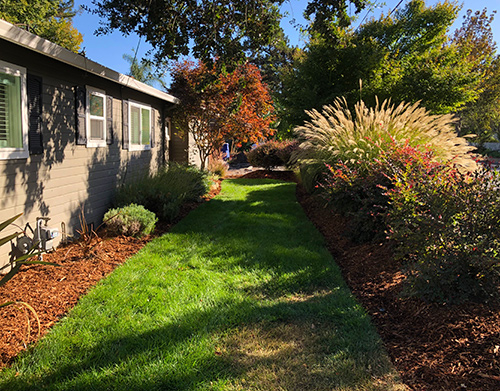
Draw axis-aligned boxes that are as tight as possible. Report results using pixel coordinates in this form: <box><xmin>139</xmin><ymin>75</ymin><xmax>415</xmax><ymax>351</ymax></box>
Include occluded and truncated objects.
<box><xmin>27</xmin><ymin>74</ymin><xmax>43</xmax><ymax>154</ymax></box>
<box><xmin>150</xmin><ymin>109</ymin><xmax>155</xmax><ymax>148</ymax></box>
<box><xmin>106</xmin><ymin>96</ymin><xmax>113</xmax><ymax>145</ymax></box>
<box><xmin>75</xmin><ymin>86</ymin><xmax>86</xmax><ymax>145</ymax></box>
<box><xmin>122</xmin><ymin>100</ymin><xmax>129</xmax><ymax>149</ymax></box>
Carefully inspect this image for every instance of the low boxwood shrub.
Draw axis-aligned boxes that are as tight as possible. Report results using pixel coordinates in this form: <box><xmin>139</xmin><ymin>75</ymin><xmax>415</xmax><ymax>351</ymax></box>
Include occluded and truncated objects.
<box><xmin>114</xmin><ymin>163</ymin><xmax>212</xmax><ymax>222</ymax></box>
<box><xmin>246</xmin><ymin>140</ymin><xmax>299</xmax><ymax>169</ymax></box>
<box><xmin>104</xmin><ymin>204</ymin><xmax>157</xmax><ymax>237</ymax></box>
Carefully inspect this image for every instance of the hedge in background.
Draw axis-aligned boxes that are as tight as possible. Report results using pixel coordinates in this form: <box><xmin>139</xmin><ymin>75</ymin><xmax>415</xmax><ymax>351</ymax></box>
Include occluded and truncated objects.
<box><xmin>246</xmin><ymin>140</ymin><xmax>299</xmax><ymax>169</ymax></box>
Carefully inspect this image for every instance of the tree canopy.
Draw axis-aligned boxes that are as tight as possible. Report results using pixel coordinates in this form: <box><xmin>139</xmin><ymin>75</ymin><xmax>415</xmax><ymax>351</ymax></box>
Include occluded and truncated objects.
<box><xmin>0</xmin><ymin>0</ymin><xmax>83</xmax><ymax>53</ymax></box>
<box><xmin>279</xmin><ymin>0</ymin><xmax>486</xmax><ymax>129</ymax></box>
<box><xmin>454</xmin><ymin>8</ymin><xmax>500</xmax><ymax>143</ymax></box>
<box><xmin>169</xmin><ymin>61</ymin><xmax>275</xmax><ymax>169</ymax></box>
<box><xmin>89</xmin><ymin>0</ymin><xmax>372</xmax><ymax>67</ymax></box>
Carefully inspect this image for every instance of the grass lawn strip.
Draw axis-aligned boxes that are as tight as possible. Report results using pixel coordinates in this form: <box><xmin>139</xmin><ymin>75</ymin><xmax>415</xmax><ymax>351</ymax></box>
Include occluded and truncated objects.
<box><xmin>0</xmin><ymin>179</ymin><xmax>406</xmax><ymax>391</ymax></box>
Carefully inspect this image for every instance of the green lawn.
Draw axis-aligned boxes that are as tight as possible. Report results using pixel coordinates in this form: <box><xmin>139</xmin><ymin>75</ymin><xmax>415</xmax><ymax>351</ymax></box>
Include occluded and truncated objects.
<box><xmin>0</xmin><ymin>179</ymin><xmax>405</xmax><ymax>391</ymax></box>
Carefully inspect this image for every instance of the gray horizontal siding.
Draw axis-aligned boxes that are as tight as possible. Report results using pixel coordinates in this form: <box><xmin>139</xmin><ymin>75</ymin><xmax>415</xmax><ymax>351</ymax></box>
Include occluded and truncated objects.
<box><xmin>0</xmin><ymin>53</ymin><xmax>171</xmax><ymax>267</ymax></box>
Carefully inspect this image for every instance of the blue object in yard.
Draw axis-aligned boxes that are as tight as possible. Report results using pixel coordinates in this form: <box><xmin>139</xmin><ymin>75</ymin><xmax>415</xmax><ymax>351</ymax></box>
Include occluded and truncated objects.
<box><xmin>221</xmin><ymin>143</ymin><xmax>230</xmax><ymax>160</ymax></box>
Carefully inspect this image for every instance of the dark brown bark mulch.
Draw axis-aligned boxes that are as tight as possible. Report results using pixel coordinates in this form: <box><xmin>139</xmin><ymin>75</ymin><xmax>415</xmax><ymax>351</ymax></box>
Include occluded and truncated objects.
<box><xmin>296</xmin><ymin>183</ymin><xmax>500</xmax><ymax>391</ymax></box>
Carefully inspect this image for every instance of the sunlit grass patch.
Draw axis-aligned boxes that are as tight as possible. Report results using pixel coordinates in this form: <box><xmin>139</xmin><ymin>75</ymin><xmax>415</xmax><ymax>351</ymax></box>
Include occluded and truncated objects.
<box><xmin>0</xmin><ymin>179</ymin><xmax>405</xmax><ymax>391</ymax></box>
<box><xmin>220</xmin><ymin>319</ymin><xmax>405</xmax><ymax>391</ymax></box>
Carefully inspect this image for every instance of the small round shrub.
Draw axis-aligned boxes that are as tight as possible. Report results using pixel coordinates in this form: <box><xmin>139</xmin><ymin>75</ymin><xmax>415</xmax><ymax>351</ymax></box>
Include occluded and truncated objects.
<box><xmin>246</xmin><ymin>140</ymin><xmax>299</xmax><ymax>169</ymax></box>
<box><xmin>104</xmin><ymin>204</ymin><xmax>157</xmax><ymax>237</ymax></box>
<box><xmin>208</xmin><ymin>159</ymin><xmax>229</xmax><ymax>177</ymax></box>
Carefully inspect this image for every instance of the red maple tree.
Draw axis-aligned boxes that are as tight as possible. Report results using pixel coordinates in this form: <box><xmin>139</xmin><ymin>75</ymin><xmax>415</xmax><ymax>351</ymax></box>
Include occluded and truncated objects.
<box><xmin>169</xmin><ymin>60</ymin><xmax>275</xmax><ymax>170</ymax></box>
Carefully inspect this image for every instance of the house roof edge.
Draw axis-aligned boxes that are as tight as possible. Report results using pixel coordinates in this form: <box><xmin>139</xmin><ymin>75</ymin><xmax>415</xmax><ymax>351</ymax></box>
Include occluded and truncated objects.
<box><xmin>0</xmin><ymin>19</ymin><xmax>179</xmax><ymax>105</ymax></box>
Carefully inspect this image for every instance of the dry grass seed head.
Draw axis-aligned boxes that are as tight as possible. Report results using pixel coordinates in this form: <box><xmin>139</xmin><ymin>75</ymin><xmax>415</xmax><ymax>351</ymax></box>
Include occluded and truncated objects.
<box><xmin>293</xmin><ymin>97</ymin><xmax>477</xmax><ymax>171</ymax></box>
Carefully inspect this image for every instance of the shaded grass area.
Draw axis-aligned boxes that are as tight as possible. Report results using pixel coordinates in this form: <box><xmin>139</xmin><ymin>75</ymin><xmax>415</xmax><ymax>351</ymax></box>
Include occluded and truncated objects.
<box><xmin>0</xmin><ymin>179</ymin><xmax>405</xmax><ymax>391</ymax></box>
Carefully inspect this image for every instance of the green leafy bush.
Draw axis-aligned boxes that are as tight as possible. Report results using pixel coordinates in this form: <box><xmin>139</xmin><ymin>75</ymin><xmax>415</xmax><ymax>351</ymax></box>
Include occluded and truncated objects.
<box><xmin>294</xmin><ymin>97</ymin><xmax>477</xmax><ymax>192</ymax></box>
<box><xmin>114</xmin><ymin>163</ymin><xmax>212</xmax><ymax>222</ymax></box>
<box><xmin>104</xmin><ymin>204</ymin><xmax>157</xmax><ymax>237</ymax></box>
<box><xmin>386</xmin><ymin>164</ymin><xmax>500</xmax><ymax>303</ymax></box>
<box><xmin>246</xmin><ymin>140</ymin><xmax>299</xmax><ymax>169</ymax></box>
<box><xmin>321</xmin><ymin>138</ymin><xmax>439</xmax><ymax>243</ymax></box>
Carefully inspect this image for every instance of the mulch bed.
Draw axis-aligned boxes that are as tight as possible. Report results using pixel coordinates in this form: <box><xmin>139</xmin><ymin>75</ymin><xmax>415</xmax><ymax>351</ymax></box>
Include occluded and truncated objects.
<box><xmin>1</xmin><ymin>170</ymin><xmax>500</xmax><ymax>390</ymax></box>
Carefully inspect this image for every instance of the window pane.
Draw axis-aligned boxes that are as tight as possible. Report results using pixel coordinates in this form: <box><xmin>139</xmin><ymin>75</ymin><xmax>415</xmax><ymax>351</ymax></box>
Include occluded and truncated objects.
<box><xmin>90</xmin><ymin>118</ymin><xmax>104</xmax><ymax>140</ymax></box>
<box><xmin>89</xmin><ymin>93</ymin><xmax>104</xmax><ymax>117</ymax></box>
<box><xmin>141</xmin><ymin>108</ymin><xmax>150</xmax><ymax>145</ymax></box>
<box><xmin>130</xmin><ymin>106</ymin><xmax>140</xmax><ymax>144</ymax></box>
<box><xmin>0</xmin><ymin>72</ymin><xmax>22</xmax><ymax>149</ymax></box>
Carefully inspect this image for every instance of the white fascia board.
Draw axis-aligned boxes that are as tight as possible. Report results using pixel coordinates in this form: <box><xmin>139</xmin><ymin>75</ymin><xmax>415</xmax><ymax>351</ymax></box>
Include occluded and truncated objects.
<box><xmin>0</xmin><ymin>19</ymin><xmax>179</xmax><ymax>105</ymax></box>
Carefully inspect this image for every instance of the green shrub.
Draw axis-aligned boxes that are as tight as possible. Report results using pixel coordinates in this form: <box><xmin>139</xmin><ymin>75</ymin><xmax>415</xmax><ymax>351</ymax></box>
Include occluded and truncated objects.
<box><xmin>114</xmin><ymin>163</ymin><xmax>212</xmax><ymax>222</ymax></box>
<box><xmin>294</xmin><ymin>97</ymin><xmax>477</xmax><ymax>192</ymax></box>
<box><xmin>386</xmin><ymin>164</ymin><xmax>500</xmax><ymax>303</ymax></box>
<box><xmin>246</xmin><ymin>140</ymin><xmax>299</xmax><ymax>169</ymax></box>
<box><xmin>104</xmin><ymin>204</ymin><xmax>157</xmax><ymax>237</ymax></box>
<box><xmin>320</xmin><ymin>139</ymin><xmax>439</xmax><ymax>243</ymax></box>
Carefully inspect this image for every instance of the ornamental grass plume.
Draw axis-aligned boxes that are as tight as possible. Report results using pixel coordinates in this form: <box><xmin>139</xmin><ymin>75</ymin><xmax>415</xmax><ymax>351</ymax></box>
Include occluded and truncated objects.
<box><xmin>293</xmin><ymin>98</ymin><xmax>477</xmax><ymax>190</ymax></box>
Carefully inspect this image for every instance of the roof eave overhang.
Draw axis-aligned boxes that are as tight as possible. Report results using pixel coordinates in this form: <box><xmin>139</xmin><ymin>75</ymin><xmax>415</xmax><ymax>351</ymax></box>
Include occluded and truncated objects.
<box><xmin>0</xmin><ymin>19</ymin><xmax>179</xmax><ymax>105</ymax></box>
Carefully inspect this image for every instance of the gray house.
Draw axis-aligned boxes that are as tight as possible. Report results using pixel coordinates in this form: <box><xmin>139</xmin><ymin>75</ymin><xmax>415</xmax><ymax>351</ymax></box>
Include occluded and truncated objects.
<box><xmin>0</xmin><ymin>19</ymin><xmax>180</xmax><ymax>267</ymax></box>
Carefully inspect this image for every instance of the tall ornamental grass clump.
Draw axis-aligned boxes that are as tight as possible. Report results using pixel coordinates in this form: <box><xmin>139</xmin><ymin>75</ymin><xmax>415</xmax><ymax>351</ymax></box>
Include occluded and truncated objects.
<box><xmin>114</xmin><ymin>163</ymin><xmax>212</xmax><ymax>222</ymax></box>
<box><xmin>386</xmin><ymin>164</ymin><xmax>500</xmax><ymax>304</ymax></box>
<box><xmin>293</xmin><ymin>97</ymin><xmax>477</xmax><ymax>192</ymax></box>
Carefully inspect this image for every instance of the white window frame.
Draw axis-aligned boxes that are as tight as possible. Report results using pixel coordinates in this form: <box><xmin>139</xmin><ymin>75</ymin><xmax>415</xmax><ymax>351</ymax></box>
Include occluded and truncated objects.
<box><xmin>86</xmin><ymin>86</ymin><xmax>107</xmax><ymax>148</ymax></box>
<box><xmin>128</xmin><ymin>100</ymin><xmax>151</xmax><ymax>151</ymax></box>
<box><xmin>0</xmin><ymin>60</ymin><xmax>28</xmax><ymax>160</ymax></box>
<box><xmin>165</xmin><ymin>117</ymin><xmax>171</xmax><ymax>142</ymax></box>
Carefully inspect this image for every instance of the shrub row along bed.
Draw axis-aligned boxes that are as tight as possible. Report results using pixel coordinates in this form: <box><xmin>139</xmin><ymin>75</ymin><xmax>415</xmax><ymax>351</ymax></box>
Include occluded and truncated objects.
<box><xmin>295</xmin><ymin>97</ymin><xmax>499</xmax><ymax>304</ymax></box>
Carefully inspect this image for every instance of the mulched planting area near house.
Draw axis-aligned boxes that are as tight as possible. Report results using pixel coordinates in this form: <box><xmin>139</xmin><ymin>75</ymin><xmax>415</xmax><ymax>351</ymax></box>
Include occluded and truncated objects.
<box><xmin>1</xmin><ymin>169</ymin><xmax>499</xmax><ymax>390</ymax></box>
<box><xmin>0</xmin><ymin>180</ymin><xmax>221</xmax><ymax>369</ymax></box>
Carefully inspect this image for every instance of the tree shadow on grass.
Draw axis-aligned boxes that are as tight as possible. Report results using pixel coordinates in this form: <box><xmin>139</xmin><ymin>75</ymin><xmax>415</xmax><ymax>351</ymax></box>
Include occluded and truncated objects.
<box><xmin>4</xmin><ymin>292</ymin><xmax>391</xmax><ymax>391</ymax></box>
<box><xmin>1</xmin><ymin>179</ymin><xmax>402</xmax><ymax>391</ymax></box>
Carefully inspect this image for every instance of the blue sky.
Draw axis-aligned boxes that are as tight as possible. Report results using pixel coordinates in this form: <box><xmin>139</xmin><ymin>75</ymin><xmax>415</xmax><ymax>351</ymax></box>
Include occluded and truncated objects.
<box><xmin>73</xmin><ymin>0</ymin><xmax>500</xmax><ymax>83</ymax></box>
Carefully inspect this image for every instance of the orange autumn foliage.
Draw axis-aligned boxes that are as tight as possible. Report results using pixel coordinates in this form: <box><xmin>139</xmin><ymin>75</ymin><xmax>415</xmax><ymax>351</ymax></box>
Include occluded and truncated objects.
<box><xmin>169</xmin><ymin>60</ymin><xmax>275</xmax><ymax>169</ymax></box>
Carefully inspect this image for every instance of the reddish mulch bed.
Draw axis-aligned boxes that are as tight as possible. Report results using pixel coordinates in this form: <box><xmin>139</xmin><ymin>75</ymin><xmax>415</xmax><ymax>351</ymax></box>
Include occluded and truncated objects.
<box><xmin>1</xmin><ymin>170</ymin><xmax>500</xmax><ymax>391</ymax></box>
<box><xmin>0</xmin><ymin>180</ymin><xmax>221</xmax><ymax>369</ymax></box>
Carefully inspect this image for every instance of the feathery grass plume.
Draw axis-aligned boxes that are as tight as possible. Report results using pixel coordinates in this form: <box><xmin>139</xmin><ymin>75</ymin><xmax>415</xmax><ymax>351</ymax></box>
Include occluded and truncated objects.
<box><xmin>293</xmin><ymin>98</ymin><xmax>477</xmax><ymax>191</ymax></box>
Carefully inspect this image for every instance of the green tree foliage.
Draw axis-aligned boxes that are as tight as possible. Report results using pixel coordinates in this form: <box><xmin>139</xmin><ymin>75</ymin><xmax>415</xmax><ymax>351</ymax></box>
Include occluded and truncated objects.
<box><xmin>454</xmin><ymin>9</ymin><xmax>500</xmax><ymax>144</ymax></box>
<box><xmin>305</xmin><ymin>0</ymin><xmax>368</xmax><ymax>36</ymax></box>
<box><xmin>281</xmin><ymin>0</ymin><xmax>484</xmax><ymax>128</ymax></box>
<box><xmin>90</xmin><ymin>0</ymin><xmax>283</xmax><ymax>67</ymax></box>
<box><xmin>90</xmin><ymin>0</ymin><xmax>371</xmax><ymax>68</ymax></box>
<box><xmin>0</xmin><ymin>0</ymin><xmax>83</xmax><ymax>53</ymax></box>
<box><xmin>122</xmin><ymin>49</ymin><xmax>168</xmax><ymax>88</ymax></box>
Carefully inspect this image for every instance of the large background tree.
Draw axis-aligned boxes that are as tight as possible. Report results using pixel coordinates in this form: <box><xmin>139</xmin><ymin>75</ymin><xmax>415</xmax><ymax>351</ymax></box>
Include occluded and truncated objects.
<box><xmin>169</xmin><ymin>61</ymin><xmax>275</xmax><ymax>169</ymax></box>
<box><xmin>0</xmin><ymin>0</ymin><xmax>83</xmax><ymax>52</ymax></box>
<box><xmin>90</xmin><ymin>0</ymin><xmax>373</xmax><ymax>67</ymax></box>
<box><xmin>279</xmin><ymin>0</ymin><xmax>487</xmax><ymax>129</ymax></box>
<box><xmin>453</xmin><ymin>9</ymin><xmax>500</xmax><ymax>144</ymax></box>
